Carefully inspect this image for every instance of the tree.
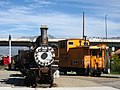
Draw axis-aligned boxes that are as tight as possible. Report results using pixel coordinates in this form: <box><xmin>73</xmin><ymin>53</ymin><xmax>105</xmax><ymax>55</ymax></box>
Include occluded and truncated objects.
<box><xmin>111</xmin><ymin>54</ymin><xmax>120</xmax><ymax>72</ymax></box>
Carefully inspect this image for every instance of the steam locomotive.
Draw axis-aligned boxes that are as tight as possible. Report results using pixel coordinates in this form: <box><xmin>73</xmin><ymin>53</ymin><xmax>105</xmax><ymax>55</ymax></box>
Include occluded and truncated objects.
<box><xmin>18</xmin><ymin>25</ymin><xmax>59</xmax><ymax>87</ymax></box>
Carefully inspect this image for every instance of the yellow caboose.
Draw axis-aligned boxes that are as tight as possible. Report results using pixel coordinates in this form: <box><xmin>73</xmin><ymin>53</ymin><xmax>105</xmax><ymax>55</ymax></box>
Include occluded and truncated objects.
<box><xmin>84</xmin><ymin>44</ymin><xmax>109</xmax><ymax>76</ymax></box>
<box><xmin>58</xmin><ymin>39</ymin><xmax>90</xmax><ymax>75</ymax></box>
<box><xmin>58</xmin><ymin>39</ymin><xmax>109</xmax><ymax>76</ymax></box>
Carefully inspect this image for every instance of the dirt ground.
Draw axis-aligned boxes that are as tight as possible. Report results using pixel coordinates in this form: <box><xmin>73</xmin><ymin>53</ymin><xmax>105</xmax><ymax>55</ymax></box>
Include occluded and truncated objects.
<box><xmin>0</xmin><ymin>70</ymin><xmax>120</xmax><ymax>89</ymax></box>
<box><xmin>55</xmin><ymin>73</ymin><xmax>120</xmax><ymax>89</ymax></box>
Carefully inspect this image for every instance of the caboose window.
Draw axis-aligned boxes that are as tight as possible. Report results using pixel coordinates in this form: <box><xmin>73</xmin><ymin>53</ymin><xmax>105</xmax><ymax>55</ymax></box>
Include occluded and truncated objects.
<box><xmin>91</xmin><ymin>50</ymin><xmax>97</xmax><ymax>56</ymax></box>
<box><xmin>68</xmin><ymin>42</ymin><xmax>73</xmax><ymax>45</ymax></box>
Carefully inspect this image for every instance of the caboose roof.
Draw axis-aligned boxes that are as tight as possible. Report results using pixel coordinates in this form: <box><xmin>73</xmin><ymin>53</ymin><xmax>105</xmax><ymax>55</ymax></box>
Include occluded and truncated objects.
<box><xmin>59</xmin><ymin>38</ymin><xmax>88</xmax><ymax>42</ymax></box>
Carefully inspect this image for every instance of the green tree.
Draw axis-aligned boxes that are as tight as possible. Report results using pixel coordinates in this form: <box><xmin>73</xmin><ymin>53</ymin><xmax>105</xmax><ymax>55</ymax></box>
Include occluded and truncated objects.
<box><xmin>111</xmin><ymin>54</ymin><xmax>120</xmax><ymax>72</ymax></box>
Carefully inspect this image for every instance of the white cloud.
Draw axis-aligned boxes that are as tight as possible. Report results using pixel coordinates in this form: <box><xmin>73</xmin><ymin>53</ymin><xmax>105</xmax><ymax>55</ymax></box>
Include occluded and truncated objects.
<box><xmin>0</xmin><ymin>0</ymin><xmax>120</xmax><ymax>38</ymax></box>
<box><xmin>25</xmin><ymin>0</ymin><xmax>54</xmax><ymax>8</ymax></box>
<box><xmin>0</xmin><ymin>0</ymin><xmax>11</xmax><ymax>7</ymax></box>
<box><xmin>8</xmin><ymin>5</ymin><xmax>31</xmax><ymax>14</ymax></box>
<box><xmin>0</xmin><ymin>9</ymin><xmax>119</xmax><ymax>38</ymax></box>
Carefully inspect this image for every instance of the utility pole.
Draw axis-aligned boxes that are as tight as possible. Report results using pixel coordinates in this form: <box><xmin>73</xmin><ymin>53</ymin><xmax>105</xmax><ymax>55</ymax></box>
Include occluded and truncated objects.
<box><xmin>105</xmin><ymin>15</ymin><xmax>108</xmax><ymax>39</ymax></box>
<box><xmin>83</xmin><ymin>12</ymin><xmax>85</xmax><ymax>39</ymax></box>
<box><xmin>105</xmin><ymin>15</ymin><xmax>110</xmax><ymax>73</ymax></box>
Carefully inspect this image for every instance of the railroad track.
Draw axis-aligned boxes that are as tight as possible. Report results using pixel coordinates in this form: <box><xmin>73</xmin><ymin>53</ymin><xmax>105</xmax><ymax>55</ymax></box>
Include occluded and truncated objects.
<box><xmin>8</xmin><ymin>71</ymin><xmax>58</xmax><ymax>88</ymax></box>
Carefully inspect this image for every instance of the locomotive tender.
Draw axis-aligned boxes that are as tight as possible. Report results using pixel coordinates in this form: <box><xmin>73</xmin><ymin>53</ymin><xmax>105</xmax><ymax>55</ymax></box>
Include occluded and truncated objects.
<box><xmin>18</xmin><ymin>25</ymin><xmax>59</xmax><ymax>87</ymax></box>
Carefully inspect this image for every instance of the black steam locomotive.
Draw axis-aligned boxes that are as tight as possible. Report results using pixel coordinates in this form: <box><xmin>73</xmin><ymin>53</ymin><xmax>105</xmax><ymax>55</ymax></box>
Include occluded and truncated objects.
<box><xmin>18</xmin><ymin>25</ymin><xmax>59</xmax><ymax>87</ymax></box>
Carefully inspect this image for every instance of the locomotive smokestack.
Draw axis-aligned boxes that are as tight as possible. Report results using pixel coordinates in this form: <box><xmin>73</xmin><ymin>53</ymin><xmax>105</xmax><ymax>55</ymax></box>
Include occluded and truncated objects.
<box><xmin>40</xmin><ymin>25</ymin><xmax>48</xmax><ymax>45</ymax></box>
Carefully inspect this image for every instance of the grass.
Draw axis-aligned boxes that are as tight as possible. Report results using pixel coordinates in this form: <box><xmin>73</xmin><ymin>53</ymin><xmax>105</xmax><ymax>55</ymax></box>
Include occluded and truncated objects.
<box><xmin>110</xmin><ymin>71</ymin><xmax>120</xmax><ymax>74</ymax></box>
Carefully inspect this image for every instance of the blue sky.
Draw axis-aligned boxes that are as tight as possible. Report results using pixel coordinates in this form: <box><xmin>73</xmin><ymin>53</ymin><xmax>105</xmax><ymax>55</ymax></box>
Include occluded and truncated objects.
<box><xmin>0</xmin><ymin>0</ymin><xmax>120</xmax><ymax>38</ymax></box>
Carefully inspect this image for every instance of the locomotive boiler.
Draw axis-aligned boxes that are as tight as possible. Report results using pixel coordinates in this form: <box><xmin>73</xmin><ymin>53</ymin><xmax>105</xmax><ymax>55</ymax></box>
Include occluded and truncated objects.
<box><xmin>18</xmin><ymin>25</ymin><xmax>59</xmax><ymax>87</ymax></box>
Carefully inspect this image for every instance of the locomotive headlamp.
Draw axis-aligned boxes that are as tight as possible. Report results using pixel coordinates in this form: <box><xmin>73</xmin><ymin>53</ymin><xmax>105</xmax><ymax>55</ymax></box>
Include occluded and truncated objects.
<box><xmin>41</xmin><ymin>53</ymin><xmax>48</xmax><ymax>59</ymax></box>
<box><xmin>34</xmin><ymin>46</ymin><xmax>54</xmax><ymax>66</ymax></box>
